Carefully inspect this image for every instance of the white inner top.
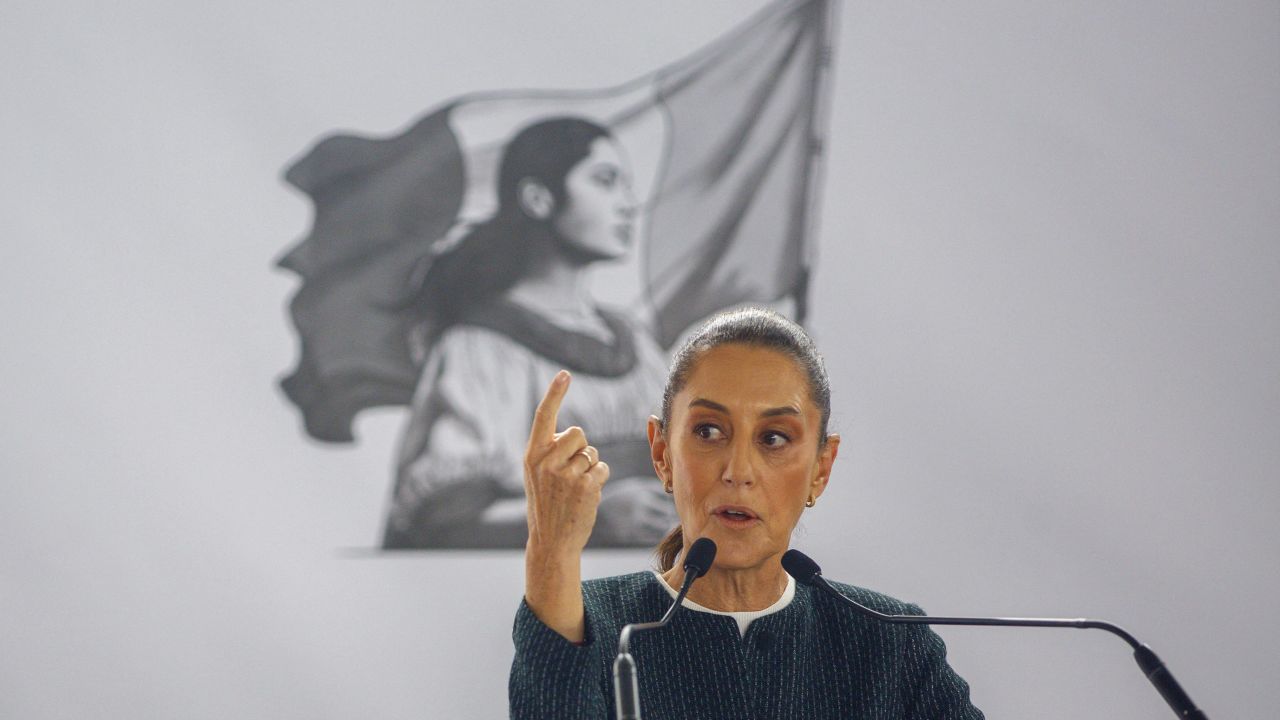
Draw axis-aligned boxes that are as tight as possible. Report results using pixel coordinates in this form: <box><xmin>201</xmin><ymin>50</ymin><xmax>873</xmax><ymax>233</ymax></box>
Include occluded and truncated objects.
<box><xmin>651</xmin><ymin>570</ymin><xmax>796</xmax><ymax>638</ymax></box>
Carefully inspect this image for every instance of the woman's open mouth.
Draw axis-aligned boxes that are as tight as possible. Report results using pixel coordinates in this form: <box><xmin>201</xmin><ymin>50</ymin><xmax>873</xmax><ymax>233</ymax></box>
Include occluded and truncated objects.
<box><xmin>712</xmin><ymin>505</ymin><xmax>760</xmax><ymax>528</ymax></box>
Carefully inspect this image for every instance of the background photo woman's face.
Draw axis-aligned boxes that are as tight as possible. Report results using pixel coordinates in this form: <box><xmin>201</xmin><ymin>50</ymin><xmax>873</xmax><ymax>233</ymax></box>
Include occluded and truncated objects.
<box><xmin>553</xmin><ymin>137</ymin><xmax>638</xmax><ymax>261</ymax></box>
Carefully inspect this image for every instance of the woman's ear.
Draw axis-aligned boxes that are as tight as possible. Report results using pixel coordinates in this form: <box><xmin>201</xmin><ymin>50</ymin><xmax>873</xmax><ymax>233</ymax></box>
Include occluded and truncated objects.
<box><xmin>646</xmin><ymin>415</ymin><xmax>672</xmax><ymax>485</ymax></box>
<box><xmin>811</xmin><ymin>433</ymin><xmax>840</xmax><ymax>501</ymax></box>
<box><xmin>517</xmin><ymin>178</ymin><xmax>555</xmax><ymax>220</ymax></box>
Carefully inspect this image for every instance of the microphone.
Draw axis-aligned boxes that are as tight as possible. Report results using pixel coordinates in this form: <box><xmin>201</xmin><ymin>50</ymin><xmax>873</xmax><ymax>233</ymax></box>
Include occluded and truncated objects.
<box><xmin>781</xmin><ymin>549</ymin><xmax>1208</xmax><ymax>720</ymax></box>
<box><xmin>613</xmin><ymin>537</ymin><xmax>716</xmax><ymax>720</ymax></box>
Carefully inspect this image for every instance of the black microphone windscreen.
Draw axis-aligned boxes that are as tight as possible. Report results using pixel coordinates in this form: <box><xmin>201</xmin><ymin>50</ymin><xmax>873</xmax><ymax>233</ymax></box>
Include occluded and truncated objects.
<box><xmin>683</xmin><ymin>538</ymin><xmax>717</xmax><ymax>578</ymax></box>
<box><xmin>781</xmin><ymin>549</ymin><xmax>821</xmax><ymax>585</ymax></box>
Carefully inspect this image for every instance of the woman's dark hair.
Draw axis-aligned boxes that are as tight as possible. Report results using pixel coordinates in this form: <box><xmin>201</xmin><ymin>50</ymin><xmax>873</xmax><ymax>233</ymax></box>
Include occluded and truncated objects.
<box><xmin>414</xmin><ymin>117</ymin><xmax>611</xmax><ymax>327</ymax></box>
<box><xmin>655</xmin><ymin>307</ymin><xmax>832</xmax><ymax>572</ymax></box>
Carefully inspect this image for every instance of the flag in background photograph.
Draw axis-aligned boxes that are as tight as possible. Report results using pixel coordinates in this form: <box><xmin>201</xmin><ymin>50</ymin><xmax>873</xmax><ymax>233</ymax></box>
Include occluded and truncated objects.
<box><xmin>278</xmin><ymin>0</ymin><xmax>837</xmax><ymax>444</ymax></box>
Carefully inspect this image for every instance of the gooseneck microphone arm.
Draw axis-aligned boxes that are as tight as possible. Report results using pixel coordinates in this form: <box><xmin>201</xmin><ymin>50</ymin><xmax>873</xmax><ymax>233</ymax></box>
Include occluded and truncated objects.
<box><xmin>615</xmin><ymin>571</ymin><xmax>694</xmax><ymax>654</ymax></box>
<box><xmin>613</xmin><ymin>538</ymin><xmax>716</xmax><ymax>720</ymax></box>
<box><xmin>781</xmin><ymin>550</ymin><xmax>1207</xmax><ymax>720</ymax></box>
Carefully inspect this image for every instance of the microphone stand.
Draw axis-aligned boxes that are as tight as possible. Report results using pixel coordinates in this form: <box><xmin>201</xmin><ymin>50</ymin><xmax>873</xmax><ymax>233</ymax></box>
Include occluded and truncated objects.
<box><xmin>793</xmin><ymin>556</ymin><xmax>1207</xmax><ymax>720</ymax></box>
<box><xmin>613</xmin><ymin>574</ymin><xmax>695</xmax><ymax>720</ymax></box>
<box><xmin>613</xmin><ymin>538</ymin><xmax>716</xmax><ymax>720</ymax></box>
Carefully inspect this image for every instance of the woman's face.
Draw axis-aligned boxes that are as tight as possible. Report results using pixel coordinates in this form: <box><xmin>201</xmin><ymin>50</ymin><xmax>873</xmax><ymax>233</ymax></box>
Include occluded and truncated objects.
<box><xmin>648</xmin><ymin>344</ymin><xmax>839</xmax><ymax>573</ymax></box>
<box><xmin>553</xmin><ymin>137</ymin><xmax>638</xmax><ymax>260</ymax></box>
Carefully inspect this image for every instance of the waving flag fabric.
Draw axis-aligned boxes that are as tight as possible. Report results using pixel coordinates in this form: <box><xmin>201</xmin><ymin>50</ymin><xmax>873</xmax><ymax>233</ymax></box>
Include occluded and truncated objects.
<box><xmin>279</xmin><ymin>0</ymin><xmax>836</xmax><ymax>442</ymax></box>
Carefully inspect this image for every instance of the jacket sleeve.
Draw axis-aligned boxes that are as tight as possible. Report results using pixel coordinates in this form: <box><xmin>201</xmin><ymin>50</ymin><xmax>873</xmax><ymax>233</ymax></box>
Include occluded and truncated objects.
<box><xmin>509</xmin><ymin>599</ymin><xmax>609</xmax><ymax>720</ymax></box>
<box><xmin>900</xmin><ymin>603</ymin><xmax>985</xmax><ymax>719</ymax></box>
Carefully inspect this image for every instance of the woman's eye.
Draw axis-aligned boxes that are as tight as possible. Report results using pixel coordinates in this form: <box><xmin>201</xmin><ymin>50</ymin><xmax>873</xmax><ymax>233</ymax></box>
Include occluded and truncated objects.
<box><xmin>694</xmin><ymin>424</ymin><xmax>723</xmax><ymax>441</ymax></box>
<box><xmin>760</xmin><ymin>431</ymin><xmax>790</xmax><ymax>448</ymax></box>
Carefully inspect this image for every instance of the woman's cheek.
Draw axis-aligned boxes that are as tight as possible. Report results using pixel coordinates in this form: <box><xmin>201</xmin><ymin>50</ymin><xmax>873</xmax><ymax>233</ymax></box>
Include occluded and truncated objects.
<box><xmin>764</xmin><ymin>447</ymin><xmax>801</xmax><ymax>468</ymax></box>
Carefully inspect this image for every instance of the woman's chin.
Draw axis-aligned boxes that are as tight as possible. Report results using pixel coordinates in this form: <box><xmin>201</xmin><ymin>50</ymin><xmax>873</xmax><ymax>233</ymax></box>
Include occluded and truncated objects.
<box><xmin>704</xmin><ymin>541</ymin><xmax>775</xmax><ymax>573</ymax></box>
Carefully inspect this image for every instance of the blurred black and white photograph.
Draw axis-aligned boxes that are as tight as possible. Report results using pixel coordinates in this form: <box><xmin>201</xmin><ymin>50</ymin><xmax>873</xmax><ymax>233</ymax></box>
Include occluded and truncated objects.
<box><xmin>278</xmin><ymin>1</ymin><xmax>830</xmax><ymax>548</ymax></box>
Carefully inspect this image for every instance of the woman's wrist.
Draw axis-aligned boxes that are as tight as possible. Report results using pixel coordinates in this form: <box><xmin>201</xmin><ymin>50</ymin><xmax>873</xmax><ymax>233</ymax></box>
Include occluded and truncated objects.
<box><xmin>524</xmin><ymin>540</ymin><xmax>587</xmax><ymax>641</ymax></box>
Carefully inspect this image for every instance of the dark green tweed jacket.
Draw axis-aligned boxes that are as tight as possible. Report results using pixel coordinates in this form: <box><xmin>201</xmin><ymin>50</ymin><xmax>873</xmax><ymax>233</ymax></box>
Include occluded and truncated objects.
<box><xmin>510</xmin><ymin>572</ymin><xmax>983</xmax><ymax>719</ymax></box>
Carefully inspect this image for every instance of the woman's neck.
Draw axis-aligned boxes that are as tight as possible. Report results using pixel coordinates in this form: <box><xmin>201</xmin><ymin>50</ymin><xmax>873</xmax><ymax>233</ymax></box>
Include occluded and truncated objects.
<box><xmin>504</xmin><ymin>255</ymin><xmax>593</xmax><ymax>317</ymax></box>
<box><xmin>503</xmin><ymin>255</ymin><xmax>617</xmax><ymax>341</ymax></box>
<box><xmin>661</xmin><ymin>559</ymin><xmax>788</xmax><ymax>613</ymax></box>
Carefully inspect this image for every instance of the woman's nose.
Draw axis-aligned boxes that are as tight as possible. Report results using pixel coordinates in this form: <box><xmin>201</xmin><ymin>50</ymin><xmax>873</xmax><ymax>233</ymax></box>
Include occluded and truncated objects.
<box><xmin>617</xmin><ymin>186</ymin><xmax>640</xmax><ymax>217</ymax></box>
<box><xmin>720</xmin><ymin>436</ymin><xmax>757</xmax><ymax>487</ymax></box>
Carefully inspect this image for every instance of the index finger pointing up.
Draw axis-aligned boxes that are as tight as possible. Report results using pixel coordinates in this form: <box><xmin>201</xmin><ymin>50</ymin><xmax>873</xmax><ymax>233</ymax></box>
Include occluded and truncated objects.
<box><xmin>528</xmin><ymin>370</ymin><xmax>570</xmax><ymax>448</ymax></box>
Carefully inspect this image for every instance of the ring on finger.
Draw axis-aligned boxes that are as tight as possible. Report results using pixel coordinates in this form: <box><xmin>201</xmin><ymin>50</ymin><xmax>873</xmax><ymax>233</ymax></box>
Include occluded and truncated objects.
<box><xmin>573</xmin><ymin>447</ymin><xmax>597</xmax><ymax>470</ymax></box>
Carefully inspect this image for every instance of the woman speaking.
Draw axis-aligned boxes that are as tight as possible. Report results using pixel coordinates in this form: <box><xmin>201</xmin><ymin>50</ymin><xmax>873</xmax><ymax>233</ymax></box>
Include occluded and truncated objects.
<box><xmin>510</xmin><ymin>308</ymin><xmax>983</xmax><ymax>718</ymax></box>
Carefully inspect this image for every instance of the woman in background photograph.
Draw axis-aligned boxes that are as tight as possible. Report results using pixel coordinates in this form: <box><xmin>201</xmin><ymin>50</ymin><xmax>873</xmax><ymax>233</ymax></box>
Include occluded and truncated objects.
<box><xmin>382</xmin><ymin>117</ymin><xmax>678</xmax><ymax>549</ymax></box>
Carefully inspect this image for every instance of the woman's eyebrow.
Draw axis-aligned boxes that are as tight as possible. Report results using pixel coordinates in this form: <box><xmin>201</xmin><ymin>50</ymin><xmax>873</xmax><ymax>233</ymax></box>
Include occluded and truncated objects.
<box><xmin>688</xmin><ymin>398</ymin><xmax>728</xmax><ymax>413</ymax></box>
<box><xmin>688</xmin><ymin>398</ymin><xmax>800</xmax><ymax>418</ymax></box>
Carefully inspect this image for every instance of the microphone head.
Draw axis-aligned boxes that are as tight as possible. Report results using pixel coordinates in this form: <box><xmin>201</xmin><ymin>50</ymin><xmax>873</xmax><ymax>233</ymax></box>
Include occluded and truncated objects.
<box><xmin>682</xmin><ymin>538</ymin><xmax>717</xmax><ymax>579</ymax></box>
<box><xmin>781</xmin><ymin>549</ymin><xmax>822</xmax><ymax>586</ymax></box>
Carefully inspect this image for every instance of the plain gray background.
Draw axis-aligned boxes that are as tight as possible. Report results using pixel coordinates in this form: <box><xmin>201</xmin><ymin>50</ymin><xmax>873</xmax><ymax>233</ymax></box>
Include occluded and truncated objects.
<box><xmin>2</xmin><ymin>1</ymin><xmax>1276</xmax><ymax>717</ymax></box>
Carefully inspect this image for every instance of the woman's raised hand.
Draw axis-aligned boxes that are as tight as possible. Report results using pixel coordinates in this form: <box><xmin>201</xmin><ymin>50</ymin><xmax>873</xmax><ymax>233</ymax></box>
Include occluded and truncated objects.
<box><xmin>522</xmin><ymin>370</ymin><xmax>608</xmax><ymax>642</ymax></box>
<box><xmin>524</xmin><ymin>370</ymin><xmax>611</xmax><ymax>554</ymax></box>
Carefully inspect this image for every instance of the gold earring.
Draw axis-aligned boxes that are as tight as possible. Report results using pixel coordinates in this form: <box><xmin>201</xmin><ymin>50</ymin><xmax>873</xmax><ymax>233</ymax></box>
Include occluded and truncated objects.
<box><xmin>664</xmin><ymin>482</ymin><xmax>673</xmax><ymax>494</ymax></box>
<box><xmin>805</xmin><ymin>495</ymin><xmax>816</xmax><ymax>508</ymax></box>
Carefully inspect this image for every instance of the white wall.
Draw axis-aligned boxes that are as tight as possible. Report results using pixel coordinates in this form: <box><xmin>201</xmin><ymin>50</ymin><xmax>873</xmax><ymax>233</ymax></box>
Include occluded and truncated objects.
<box><xmin>3</xmin><ymin>1</ymin><xmax>1276</xmax><ymax>717</ymax></box>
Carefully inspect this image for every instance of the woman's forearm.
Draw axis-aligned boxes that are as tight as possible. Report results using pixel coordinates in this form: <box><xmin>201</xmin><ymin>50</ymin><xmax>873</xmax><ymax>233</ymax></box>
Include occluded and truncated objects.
<box><xmin>524</xmin><ymin>541</ymin><xmax>585</xmax><ymax>642</ymax></box>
